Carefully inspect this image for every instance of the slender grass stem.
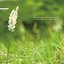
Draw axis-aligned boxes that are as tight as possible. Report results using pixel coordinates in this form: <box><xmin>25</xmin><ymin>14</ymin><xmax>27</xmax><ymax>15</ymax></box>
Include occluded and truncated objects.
<box><xmin>6</xmin><ymin>39</ymin><xmax>10</xmax><ymax>64</ymax></box>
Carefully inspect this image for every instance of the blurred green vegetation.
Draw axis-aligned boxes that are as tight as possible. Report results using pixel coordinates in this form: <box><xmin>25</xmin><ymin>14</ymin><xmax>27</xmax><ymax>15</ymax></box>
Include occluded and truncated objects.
<box><xmin>0</xmin><ymin>0</ymin><xmax>64</xmax><ymax>64</ymax></box>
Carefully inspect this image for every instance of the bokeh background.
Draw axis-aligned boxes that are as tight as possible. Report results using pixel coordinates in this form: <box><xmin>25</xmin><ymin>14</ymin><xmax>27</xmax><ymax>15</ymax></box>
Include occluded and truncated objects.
<box><xmin>0</xmin><ymin>0</ymin><xmax>64</xmax><ymax>64</ymax></box>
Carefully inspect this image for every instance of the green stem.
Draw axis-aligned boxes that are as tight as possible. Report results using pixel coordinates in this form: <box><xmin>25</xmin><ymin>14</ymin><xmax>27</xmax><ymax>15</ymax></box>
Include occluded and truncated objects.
<box><xmin>6</xmin><ymin>39</ymin><xmax>10</xmax><ymax>64</ymax></box>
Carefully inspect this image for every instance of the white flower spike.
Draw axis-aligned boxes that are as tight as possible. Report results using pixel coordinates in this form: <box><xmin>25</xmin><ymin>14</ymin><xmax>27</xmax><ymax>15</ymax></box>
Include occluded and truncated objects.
<box><xmin>8</xmin><ymin>6</ymin><xmax>19</xmax><ymax>32</ymax></box>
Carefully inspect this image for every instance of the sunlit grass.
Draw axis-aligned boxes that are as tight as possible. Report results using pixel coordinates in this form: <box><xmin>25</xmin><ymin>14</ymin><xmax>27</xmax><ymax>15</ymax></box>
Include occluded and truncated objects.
<box><xmin>0</xmin><ymin>31</ymin><xmax>64</xmax><ymax>64</ymax></box>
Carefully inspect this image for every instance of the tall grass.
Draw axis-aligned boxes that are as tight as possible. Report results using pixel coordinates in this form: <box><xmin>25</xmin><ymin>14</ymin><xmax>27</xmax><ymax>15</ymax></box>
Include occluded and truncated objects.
<box><xmin>0</xmin><ymin>30</ymin><xmax>64</xmax><ymax>64</ymax></box>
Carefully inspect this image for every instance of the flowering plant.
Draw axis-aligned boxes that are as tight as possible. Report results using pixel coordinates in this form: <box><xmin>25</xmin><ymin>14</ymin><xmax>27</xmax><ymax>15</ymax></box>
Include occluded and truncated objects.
<box><xmin>8</xmin><ymin>6</ymin><xmax>19</xmax><ymax>32</ymax></box>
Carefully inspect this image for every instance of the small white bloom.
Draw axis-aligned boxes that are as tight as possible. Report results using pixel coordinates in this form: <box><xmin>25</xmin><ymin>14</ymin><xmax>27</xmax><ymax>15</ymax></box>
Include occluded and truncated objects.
<box><xmin>8</xmin><ymin>6</ymin><xmax>19</xmax><ymax>32</ymax></box>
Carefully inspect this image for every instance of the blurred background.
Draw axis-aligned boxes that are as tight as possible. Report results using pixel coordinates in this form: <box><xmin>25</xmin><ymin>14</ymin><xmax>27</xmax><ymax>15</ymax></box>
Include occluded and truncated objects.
<box><xmin>0</xmin><ymin>0</ymin><xmax>64</xmax><ymax>64</ymax></box>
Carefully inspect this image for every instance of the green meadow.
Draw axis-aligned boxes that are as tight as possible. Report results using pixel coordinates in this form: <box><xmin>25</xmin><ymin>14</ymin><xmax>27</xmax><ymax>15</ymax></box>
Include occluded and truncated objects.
<box><xmin>0</xmin><ymin>0</ymin><xmax>64</xmax><ymax>64</ymax></box>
